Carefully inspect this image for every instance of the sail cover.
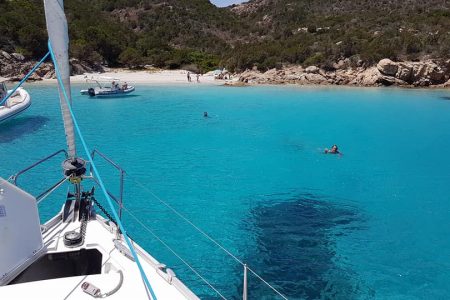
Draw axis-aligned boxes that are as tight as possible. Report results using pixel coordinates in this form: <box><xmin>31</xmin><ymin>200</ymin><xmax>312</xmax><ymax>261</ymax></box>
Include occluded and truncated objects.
<box><xmin>44</xmin><ymin>0</ymin><xmax>76</xmax><ymax>157</ymax></box>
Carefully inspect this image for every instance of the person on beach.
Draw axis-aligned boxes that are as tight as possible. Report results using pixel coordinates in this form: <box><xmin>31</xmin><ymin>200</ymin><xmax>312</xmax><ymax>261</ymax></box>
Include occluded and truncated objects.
<box><xmin>187</xmin><ymin>72</ymin><xmax>191</xmax><ymax>82</ymax></box>
<box><xmin>325</xmin><ymin>145</ymin><xmax>340</xmax><ymax>154</ymax></box>
<box><xmin>1</xmin><ymin>88</ymin><xmax>7</xmax><ymax>107</ymax></box>
<box><xmin>0</xmin><ymin>86</ymin><xmax>6</xmax><ymax>103</ymax></box>
<box><xmin>196</xmin><ymin>74</ymin><xmax>200</xmax><ymax>83</ymax></box>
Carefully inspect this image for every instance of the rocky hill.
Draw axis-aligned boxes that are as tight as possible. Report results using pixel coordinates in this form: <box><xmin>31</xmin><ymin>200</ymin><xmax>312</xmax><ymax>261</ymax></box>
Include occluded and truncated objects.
<box><xmin>228</xmin><ymin>0</ymin><xmax>450</xmax><ymax>70</ymax></box>
<box><xmin>0</xmin><ymin>0</ymin><xmax>449</xmax><ymax>86</ymax></box>
<box><xmin>0</xmin><ymin>0</ymin><xmax>244</xmax><ymax>71</ymax></box>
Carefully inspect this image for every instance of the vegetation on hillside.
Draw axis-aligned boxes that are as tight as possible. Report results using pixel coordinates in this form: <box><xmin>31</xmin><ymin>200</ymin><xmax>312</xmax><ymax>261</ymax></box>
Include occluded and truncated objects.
<box><xmin>0</xmin><ymin>0</ymin><xmax>449</xmax><ymax>72</ymax></box>
<box><xmin>229</xmin><ymin>0</ymin><xmax>450</xmax><ymax>71</ymax></box>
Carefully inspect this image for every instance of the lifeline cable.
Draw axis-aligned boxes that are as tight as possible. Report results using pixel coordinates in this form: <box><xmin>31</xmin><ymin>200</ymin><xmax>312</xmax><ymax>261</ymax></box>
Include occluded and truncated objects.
<box><xmin>128</xmin><ymin>175</ymin><xmax>288</xmax><ymax>299</ymax></box>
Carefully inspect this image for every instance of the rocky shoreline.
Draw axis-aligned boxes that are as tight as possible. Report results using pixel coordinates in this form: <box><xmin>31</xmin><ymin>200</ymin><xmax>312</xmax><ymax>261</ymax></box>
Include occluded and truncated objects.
<box><xmin>0</xmin><ymin>50</ymin><xmax>102</xmax><ymax>81</ymax></box>
<box><xmin>235</xmin><ymin>59</ymin><xmax>450</xmax><ymax>88</ymax></box>
<box><xmin>1</xmin><ymin>49</ymin><xmax>449</xmax><ymax>88</ymax></box>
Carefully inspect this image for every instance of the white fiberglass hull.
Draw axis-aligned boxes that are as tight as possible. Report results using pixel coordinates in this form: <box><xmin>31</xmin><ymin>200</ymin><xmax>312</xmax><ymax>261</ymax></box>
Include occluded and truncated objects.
<box><xmin>80</xmin><ymin>86</ymin><xmax>135</xmax><ymax>97</ymax></box>
<box><xmin>0</xmin><ymin>177</ymin><xmax>199</xmax><ymax>299</ymax></box>
<box><xmin>0</xmin><ymin>88</ymin><xmax>31</xmax><ymax>123</ymax></box>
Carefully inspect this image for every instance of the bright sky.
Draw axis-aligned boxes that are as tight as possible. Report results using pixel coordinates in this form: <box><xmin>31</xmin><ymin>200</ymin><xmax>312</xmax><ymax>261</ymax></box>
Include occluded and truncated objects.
<box><xmin>210</xmin><ymin>0</ymin><xmax>246</xmax><ymax>7</ymax></box>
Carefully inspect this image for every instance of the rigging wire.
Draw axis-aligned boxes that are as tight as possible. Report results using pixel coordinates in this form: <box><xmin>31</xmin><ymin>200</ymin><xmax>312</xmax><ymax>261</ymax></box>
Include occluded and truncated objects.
<box><xmin>0</xmin><ymin>51</ymin><xmax>50</xmax><ymax>106</ymax></box>
<box><xmin>47</xmin><ymin>41</ymin><xmax>157</xmax><ymax>300</ymax></box>
<box><xmin>121</xmin><ymin>205</ymin><xmax>228</xmax><ymax>300</ymax></box>
<box><xmin>127</xmin><ymin>176</ymin><xmax>288</xmax><ymax>300</ymax></box>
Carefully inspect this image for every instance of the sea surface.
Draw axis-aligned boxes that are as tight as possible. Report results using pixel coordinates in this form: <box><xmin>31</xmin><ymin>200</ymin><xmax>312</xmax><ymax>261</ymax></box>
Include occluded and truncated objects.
<box><xmin>1</xmin><ymin>83</ymin><xmax>450</xmax><ymax>299</ymax></box>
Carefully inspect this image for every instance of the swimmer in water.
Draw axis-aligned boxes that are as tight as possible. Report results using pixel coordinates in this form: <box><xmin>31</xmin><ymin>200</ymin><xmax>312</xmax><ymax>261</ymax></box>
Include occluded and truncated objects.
<box><xmin>325</xmin><ymin>144</ymin><xmax>339</xmax><ymax>154</ymax></box>
<box><xmin>204</xmin><ymin>111</ymin><xmax>208</xmax><ymax>118</ymax></box>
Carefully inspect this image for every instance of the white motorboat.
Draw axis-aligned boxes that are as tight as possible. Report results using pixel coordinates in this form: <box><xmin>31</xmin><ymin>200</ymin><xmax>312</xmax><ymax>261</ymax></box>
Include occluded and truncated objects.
<box><xmin>80</xmin><ymin>77</ymin><xmax>135</xmax><ymax>97</ymax></box>
<box><xmin>0</xmin><ymin>82</ymin><xmax>31</xmax><ymax>123</ymax></box>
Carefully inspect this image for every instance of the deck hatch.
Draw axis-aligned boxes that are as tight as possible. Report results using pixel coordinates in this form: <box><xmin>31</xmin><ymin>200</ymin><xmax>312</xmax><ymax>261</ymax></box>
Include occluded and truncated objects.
<box><xmin>8</xmin><ymin>248</ymin><xmax>102</xmax><ymax>285</ymax></box>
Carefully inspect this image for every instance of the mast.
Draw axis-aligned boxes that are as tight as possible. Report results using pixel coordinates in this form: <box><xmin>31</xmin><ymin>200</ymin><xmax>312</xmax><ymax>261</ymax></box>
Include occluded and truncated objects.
<box><xmin>43</xmin><ymin>0</ymin><xmax>76</xmax><ymax>158</ymax></box>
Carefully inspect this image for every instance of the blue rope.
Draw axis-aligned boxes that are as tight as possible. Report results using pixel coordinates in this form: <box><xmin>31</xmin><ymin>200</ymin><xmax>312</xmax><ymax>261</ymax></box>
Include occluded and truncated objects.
<box><xmin>0</xmin><ymin>52</ymin><xmax>50</xmax><ymax>106</ymax></box>
<box><xmin>47</xmin><ymin>41</ymin><xmax>158</xmax><ymax>300</ymax></box>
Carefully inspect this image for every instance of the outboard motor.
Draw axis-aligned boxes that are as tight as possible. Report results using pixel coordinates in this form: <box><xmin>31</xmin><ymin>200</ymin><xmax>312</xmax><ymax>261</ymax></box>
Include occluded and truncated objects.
<box><xmin>87</xmin><ymin>88</ymin><xmax>95</xmax><ymax>97</ymax></box>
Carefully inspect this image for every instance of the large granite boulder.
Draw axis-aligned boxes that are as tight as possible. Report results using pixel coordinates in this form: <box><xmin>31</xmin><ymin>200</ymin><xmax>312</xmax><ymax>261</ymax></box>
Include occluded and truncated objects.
<box><xmin>1</xmin><ymin>51</ymin><xmax>11</xmax><ymax>60</ymax></box>
<box><xmin>410</xmin><ymin>62</ymin><xmax>446</xmax><ymax>85</ymax></box>
<box><xmin>304</xmin><ymin>73</ymin><xmax>328</xmax><ymax>84</ymax></box>
<box><xmin>305</xmin><ymin>66</ymin><xmax>320</xmax><ymax>74</ymax></box>
<box><xmin>35</xmin><ymin>63</ymin><xmax>53</xmax><ymax>77</ymax></box>
<box><xmin>333</xmin><ymin>60</ymin><xmax>345</xmax><ymax>70</ymax></box>
<box><xmin>376</xmin><ymin>59</ymin><xmax>448</xmax><ymax>86</ymax></box>
<box><xmin>396</xmin><ymin>63</ymin><xmax>413</xmax><ymax>82</ymax></box>
<box><xmin>350</xmin><ymin>67</ymin><xmax>382</xmax><ymax>86</ymax></box>
<box><xmin>239</xmin><ymin>70</ymin><xmax>262</xmax><ymax>83</ymax></box>
<box><xmin>11</xmin><ymin>53</ymin><xmax>25</xmax><ymax>61</ymax></box>
<box><xmin>377</xmin><ymin>59</ymin><xmax>398</xmax><ymax>76</ymax></box>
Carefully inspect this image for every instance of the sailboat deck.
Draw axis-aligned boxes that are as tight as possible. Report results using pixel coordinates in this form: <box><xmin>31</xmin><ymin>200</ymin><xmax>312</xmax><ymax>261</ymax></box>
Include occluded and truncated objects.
<box><xmin>1</xmin><ymin>213</ymin><xmax>198</xmax><ymax>300</ymax></box>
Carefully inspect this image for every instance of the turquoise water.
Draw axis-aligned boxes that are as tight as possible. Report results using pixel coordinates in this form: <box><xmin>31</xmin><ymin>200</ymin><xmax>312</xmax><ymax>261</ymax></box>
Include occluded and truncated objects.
<box><xmin>1</xmin><ymin>84</ymin><xmax>450</xmax><ymax>299</ymax></box>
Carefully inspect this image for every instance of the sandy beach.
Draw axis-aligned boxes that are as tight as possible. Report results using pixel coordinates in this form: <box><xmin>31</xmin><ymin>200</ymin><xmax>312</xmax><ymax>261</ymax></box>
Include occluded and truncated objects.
<box><xmin>62</xmin><ymin>69</ymin><xmax>224</xmax><ymax>85</ymax></box>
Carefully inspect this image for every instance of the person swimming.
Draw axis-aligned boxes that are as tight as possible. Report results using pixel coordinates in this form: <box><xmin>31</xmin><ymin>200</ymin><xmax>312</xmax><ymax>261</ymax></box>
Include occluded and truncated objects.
<box><xmin>203</xmin><ymin>111</ymin><xmax>208</xmax><ymax>118</ymax></box>
<box><xmin>325</xmin><ymin>144</ymin><xmax>340</xmax><ymax>154</ymax></box>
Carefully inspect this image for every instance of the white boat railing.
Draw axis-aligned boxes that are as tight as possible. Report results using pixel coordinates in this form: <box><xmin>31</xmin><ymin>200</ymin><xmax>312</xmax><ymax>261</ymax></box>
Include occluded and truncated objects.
<box><xmin>9</xmin><ymin>149</ymin><xmax>289</xmax><ymax>300</ymax></box>
<box><xmin>89</xmin><ymin>149</ymin><xmax>125</xmax><ymax>219</ymax></box>
<box><xmin>9</xmin><ymin>149</ymin><xmax>68</xmax><ymax>185</ymax></box>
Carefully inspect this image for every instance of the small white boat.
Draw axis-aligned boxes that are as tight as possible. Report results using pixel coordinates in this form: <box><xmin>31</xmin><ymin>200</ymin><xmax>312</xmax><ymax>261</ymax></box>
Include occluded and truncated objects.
<box><xmin>80</xmin><ymin>77</ymin><xmax>135</xmax><ymax>97</ymax></box>
<box><xmin>0</xmin><ymin>82</ymin><xmax>31</xmax><ymax>123</ymax></box>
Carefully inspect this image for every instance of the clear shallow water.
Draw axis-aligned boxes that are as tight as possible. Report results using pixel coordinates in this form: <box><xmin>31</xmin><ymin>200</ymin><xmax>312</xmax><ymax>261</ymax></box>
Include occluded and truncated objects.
<box><xmin>1</xmin><ymin>83</ymin><xmax>450</xmax><ymax>299</ymax></box>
